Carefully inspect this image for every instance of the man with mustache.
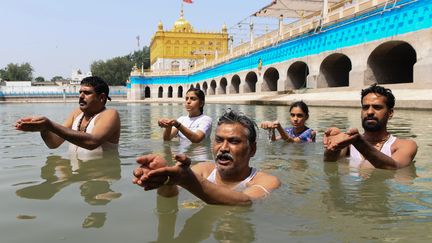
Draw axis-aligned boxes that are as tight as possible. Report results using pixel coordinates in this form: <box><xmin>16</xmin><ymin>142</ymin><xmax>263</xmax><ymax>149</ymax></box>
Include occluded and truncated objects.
<box><xmin>323</xmin><ymin>84</ymin><xmax>417</xmax><ymax>169</ymax></box>
<box><xmin>15</xmin><ymin>76</ymin><xmax>120</xmax><ymax>153</ymax></box>
<box><xmin>132</xmin><ymin>110</ymin><xmax>280</xmax><ymax>205</ymax></box>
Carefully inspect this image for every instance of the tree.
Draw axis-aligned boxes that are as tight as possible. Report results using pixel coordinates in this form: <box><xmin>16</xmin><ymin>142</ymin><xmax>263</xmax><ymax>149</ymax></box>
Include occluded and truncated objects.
<box><xmin>35</xmin><ymin>76</ymin><xmax>45</xmax><ymax>82</ymax></box>
<box><xmin>51</xmin><ymin>76</ymin><xmax>64</xmax><ymax>82</ymax></box>
<box><xmin>0</xmin><ymin>63</ymin><xmax>33</xmax><ymax>81</ymax></box>
<box><xmin>128</xmin><ymin>46</ymin><xmax>150</xmax><ymax>69</ymax></box>
<box><xmin>90</xmin><ymin>46</ymin><xmax>150</xmax><ymax>86</ymax></box>
<box><xmin>91</xmin><ymin>56</ymin><xmax>132</xmax><ymax>86</ymax></box>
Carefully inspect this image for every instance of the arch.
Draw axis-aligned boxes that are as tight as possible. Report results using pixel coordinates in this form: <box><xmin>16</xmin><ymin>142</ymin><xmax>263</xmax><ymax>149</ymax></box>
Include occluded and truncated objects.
<box><xmin>220</xmin><ymin>78</ymin><xmax>227</xmax><ymax>94</ymax></box>
<box><xmin>203</xmin><ymin>82</ymin><xmax>208</xmax><ymax>95</ymax></box>
<box><xmin>319</xmin><ymin>53</ymin><xmax>352</xmax><ymax>87</ymax></box>
<box><xmin>230</xmin><ymin>75</ymin><xmax>241</xmax><ymax>94</ymax></box>
<box><xmin>366</xmin><ymin>41</ymin><xmax>416</xmax><ymax>84</ymax></box>
<box><xmin>177</xmin><ymin>86</ymin><xmax>183</xmax><ymax>98</ymax></box>
<box><xmin>171</xmin><ymin>60</ymin><xmax>180</xmax><ymax>71</ymax></box>
<box><xmin>287</xmin><ymin>61</ymin><xmax>309</xmax><ymax>89</ymax></box>
<box><xmin>144</xmin><ymin>86</ymin><xmax>151</xmax><ymax>98</ymax></box>
<box><xmin>245</xmin><ymin>72</ymin><xmax>257</xmax><ymax>93</ymax></box>
<box><xmin>158</xmin><ymin>86</ymin><xmax>163</xmax><ymax>98</ymax></box>
<box><xmin>209</xmin><ymin>80</ymin><xmax>217</xmax><ymax>95</ymax></box>
<box><xmin>263</xmin><ymin>67</ymin><xmax>279</xmax><ymax>91</ymax></box>
<box><xmin>168</xmin><ymin>86</ymin><xmax>173</xmax><ymax>98</ymax></box>
<box><xmin>196</xmin><ymin>83</ymin><xmax>201</xmax><ymax>90</ymax></box>
<box><xmin>190</xmin><ymin>84</ymin><xmax>194</xmax><ymax>89</ymax></box>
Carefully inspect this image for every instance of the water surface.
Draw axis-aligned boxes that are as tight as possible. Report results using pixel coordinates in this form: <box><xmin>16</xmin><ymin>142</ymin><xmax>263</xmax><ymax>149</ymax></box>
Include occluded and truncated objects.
<box><xmin>1</xmin><ymin>102</ymin><xmax>431</xmax><ymax>242</ymax></box>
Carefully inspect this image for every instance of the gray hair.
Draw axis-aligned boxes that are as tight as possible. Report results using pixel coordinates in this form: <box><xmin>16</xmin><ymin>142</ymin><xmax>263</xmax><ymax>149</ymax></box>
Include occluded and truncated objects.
<box><xmin>217</xmin><ymin>109</ymin><xmax>258</xmax><ymax>144</ymax></box>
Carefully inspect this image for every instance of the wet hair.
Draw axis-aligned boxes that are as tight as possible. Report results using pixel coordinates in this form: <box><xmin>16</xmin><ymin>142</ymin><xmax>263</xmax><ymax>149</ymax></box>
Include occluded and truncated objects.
<box><xmin>289</xmin><ymin>101</ymin><xmax>309</xmax><ymax>117</ymax></box>
<box><xmin>81</xmin><ymin>76</ymin><xmax>111</xmax><ymax>101</ymax></box>
<box><xmin>186</xmin><ymin>87</ymin><xmax>205</xmax><ymax>114</ymax></box>
<box><xmin>217</xmin><ymin>109</ymin><xmax>258</xmax><ymax>144</ymax></box>
<box><xmin>361</xmin><ymin>83</ymin><xmax>395</xmax><ymax>109</ymax></box>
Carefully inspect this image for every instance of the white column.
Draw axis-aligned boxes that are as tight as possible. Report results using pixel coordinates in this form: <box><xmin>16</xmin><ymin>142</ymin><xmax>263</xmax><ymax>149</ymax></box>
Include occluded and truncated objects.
<box><xmin>322</xmin><ymin>0</ymin><xmax>329</xmax><ymax>19</ymax></box>
<box><xmin>249</xmin><ymin>18</ymin><xmax>254</xmax><ymax>47</ymax></box>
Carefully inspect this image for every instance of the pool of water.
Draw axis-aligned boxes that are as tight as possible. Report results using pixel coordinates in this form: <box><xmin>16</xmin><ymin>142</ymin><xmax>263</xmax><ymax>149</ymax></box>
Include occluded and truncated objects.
<box><xmin>1</xmin><ymin>102</ymin><xmax>432</xmax><ymax>242</ymax></box>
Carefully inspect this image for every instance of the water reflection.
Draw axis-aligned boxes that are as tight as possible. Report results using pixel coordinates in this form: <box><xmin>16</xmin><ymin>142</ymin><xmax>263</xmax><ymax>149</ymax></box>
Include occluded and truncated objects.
<box><xmin>321</xmin><ymin>161</ymin><xmax>418</xmax><ymax>221</ymax></box>
<box><xmin>15</xmin><ymin>151</ymin><xmax>121</xmax><ymax>228</ymax></box>
<box><xmin>152</xmin><ymin>196</ymin><xmax>255</xmax><ymax>243</ymax></box>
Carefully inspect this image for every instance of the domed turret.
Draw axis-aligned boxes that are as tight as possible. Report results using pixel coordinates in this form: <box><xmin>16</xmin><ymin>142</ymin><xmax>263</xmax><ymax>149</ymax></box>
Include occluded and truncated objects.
<box><xmin>222</xmin><ymin>23</ymin><xmax>227</xmax><ymax>33</ymax></box>
<box><xmin>157</xmin><ymin>20</ymin><xmax>163</xmax><ymax>31</ymax></box>
<box><xmin>172</xmin><ymin>9</ymin><xmax>193</xmax><ymax>32</ymax></box>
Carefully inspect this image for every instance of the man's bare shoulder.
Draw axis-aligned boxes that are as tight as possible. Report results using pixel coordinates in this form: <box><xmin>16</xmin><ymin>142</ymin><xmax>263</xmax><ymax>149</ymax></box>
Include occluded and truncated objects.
<box><xmin>394</xmin><ymin>137</ymin><xmax>418</xmax><ymax>150</ymax></box>
<box><xmin>191</xmin><ymin>162</ymin><xmax>215</xmax><ymax>177</ymax></box>
<box><xmin>95</xmin><ymin>108</ymin><xmax>120</xmax><ymax>122</ymax></box>
<box><xmin>253</xmin><ymin>171</ymin><xmax>281</xmax><ymax>190</ymax></box>
<box><xmin>102</xmin><ymin>108</ymin><xmax>120</xmax><ymax>116</ymax></box>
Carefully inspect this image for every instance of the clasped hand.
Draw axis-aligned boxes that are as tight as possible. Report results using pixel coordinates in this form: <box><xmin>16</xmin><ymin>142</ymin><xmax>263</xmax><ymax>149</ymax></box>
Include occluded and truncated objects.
<box><xmin>260</xmin><ymin>120</ymin><xmax>280</xmax><ymax>130</ymax></box>
<box><xmin>132</xmin><ymin>153</ymin><xmax>191</xmax><ymax>191</ymax></box>
<box><xmin>157</xmin><ymin>118</ymin><xmax>177</xmax><ymax>128</ymax></box>
<box><xmin>324</xmin><ymin>127</ymin><xmax>359</xmax><ymax>151</ymax></box>
<box><xmin>15</xmin><ymin>116</ymin><xmax>51</xmax><ymax>132</ymax></box>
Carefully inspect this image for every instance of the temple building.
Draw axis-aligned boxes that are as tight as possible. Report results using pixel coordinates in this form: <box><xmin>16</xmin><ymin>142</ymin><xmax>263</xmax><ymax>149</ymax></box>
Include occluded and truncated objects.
<box><xmin>149</xmin><ymin>9</ymin><xmax>229</xmax><ymax>72</ymax></box>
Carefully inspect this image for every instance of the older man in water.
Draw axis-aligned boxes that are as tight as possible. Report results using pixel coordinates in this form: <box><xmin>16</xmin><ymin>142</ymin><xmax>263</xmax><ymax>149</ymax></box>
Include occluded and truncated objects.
<box><xmin>15</xmin><ymin>76</ymin><xmax>120</xmax><ymax>153</ymax></box>
<box><xmin>133</xmin><ymin>109</ymin><xmax>280</xmax><ymax>205</ymax></box>
<box><xmin>324</xmin><ymin>84</ymin><xmax>417</xmax><ymax>169</ymax></box>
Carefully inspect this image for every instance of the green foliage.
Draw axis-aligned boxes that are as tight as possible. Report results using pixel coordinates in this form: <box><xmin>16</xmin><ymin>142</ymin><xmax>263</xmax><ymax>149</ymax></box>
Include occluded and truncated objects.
<box><xmin>0</xmin><ymin>63</ymin><xmax>33</xmax><ymax>81</ymax></box>
<box><xmin>128</xmin><ymin>46</ymin><xmax>150</xmax><ymax>69</ymax></box>
<box><xmin>51</xmin><ymin>76</ymin><xmax>64</xmax><ymax>82</ymax></box>
<box><xmin>35</xmin><ymin>76</ymin><xmax>45</xmax><ymax>82</ymax></box>
<box><xmin>90</xmin><ymin>47</ymin><xmax>150</xmax><ymax>86</ymax></box>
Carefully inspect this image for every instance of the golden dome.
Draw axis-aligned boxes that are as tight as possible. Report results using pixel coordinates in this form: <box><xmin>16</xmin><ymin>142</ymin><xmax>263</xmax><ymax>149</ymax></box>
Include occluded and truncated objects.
<box><xmin>172</xmin><ymin>17</ymin><xmax>193</xmax><ymax>32</ymax></box>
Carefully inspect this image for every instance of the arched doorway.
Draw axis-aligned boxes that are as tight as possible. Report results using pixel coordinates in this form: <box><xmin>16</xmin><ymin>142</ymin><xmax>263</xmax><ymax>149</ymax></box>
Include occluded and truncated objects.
<box><xmin>202</xmin><ymin>82</ymin><xmax>208</xmax><ymax>95</ymax></box>
<box><xmin>263</xmin><ymin>67</ymin><xmax>279</xmax><ymax>91</ymax></box>
<box><xmin>144</xmin><ymin>87</ymin><xmax>151</xmax><ymax>98</ymax></box>
<box><xmin>319</xmin><ymin>54</ymin><xmax>352</xmax><ymax>87</ymax></box>
<box><xmin>177</xmin><ymin>86</ymin><xmax>183</xmax><ymax>98</ymax></box>
<box><xmin>231</xmin><ymin>75</ymin><xmax>240</xmax><ymax>94</ymax></box>
<box><xmin>210</xmin><ymin>80</ymin><xmax>216</xmax><ymax>95</ymax></box>
<box><xmin>168</xmin><ymin>86</ymin><xmax>173</xmax><ymax>98</ymax></box>
<box><xmin>288</xmin><ymin>61</ymin><xmax>309</xmax><ymax>89</ymax></box>
<box><xmin>245</xmin><ymin>72</ymin><xmax>257</xmax><ymax>93</ymax></box>
<box><xmin>220</xmin><ymin>78</ymin><xmax>227</xmax><ymax>94</ymax></box>
<box><xmin>366</xmin><ymin>41</ymin><xmax>416</xmax><ymax>84</ymax></box>
<box><xmin>158</xmin><ymin>86</ymin><xmax>163</xmax><ymax>98</ymax></box>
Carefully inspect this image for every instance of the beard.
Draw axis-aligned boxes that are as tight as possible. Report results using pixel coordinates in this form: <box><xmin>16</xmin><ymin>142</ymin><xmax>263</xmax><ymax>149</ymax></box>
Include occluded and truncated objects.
<box><xmin>362</xmin><ymin>117</ymin><xmax>383</xmax><ymax>132</ymax></box>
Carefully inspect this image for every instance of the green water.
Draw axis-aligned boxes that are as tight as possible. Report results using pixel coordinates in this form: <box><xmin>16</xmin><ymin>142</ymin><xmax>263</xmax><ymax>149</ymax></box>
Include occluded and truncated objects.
<box><xmin>1</xmin><ymin>102</ymin><xmax>431</xmax><ymax>242</ymax></box>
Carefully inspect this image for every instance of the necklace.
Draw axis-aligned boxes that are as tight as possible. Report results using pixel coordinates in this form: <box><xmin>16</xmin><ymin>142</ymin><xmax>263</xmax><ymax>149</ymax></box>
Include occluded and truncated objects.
<box><xmin>77</xmin><ymin>107</ymin><xmax>106</xmax><ymax>133</ymax></box>
<box><xmin>374</xmin><ymin>134</ymin><xmax>391</xmax><ymax>151</ymax></box>
<box><xmin>77</xmin><ymin>114</ymin><xmax>94</xmax><ymax>133</ymax></box>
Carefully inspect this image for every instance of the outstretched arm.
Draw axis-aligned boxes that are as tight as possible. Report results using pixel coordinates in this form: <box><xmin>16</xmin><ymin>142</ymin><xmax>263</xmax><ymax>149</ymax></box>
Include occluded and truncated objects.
<box><xmin>158</xmin><ymin>118</ymin><xmax>179</xmax><ymax>141</ymax></box>
<box><xmin>16</xmin><ymin>108</ymin><xmax>120</xmax><ymax>150</ymax></box>
<box><xmin>15</xmin><ymin>108</ymin><xmax>79</xmax><ymax>148</ymax></box>
<box><xmin>350</xmin><ymin>133</ymin><xmax>417</xmax><ymax>169</ymax></box>
<box><xmin>134</xmin><ymin>154</ymin><xmax>279</xmax><ymax>205</ymax></box>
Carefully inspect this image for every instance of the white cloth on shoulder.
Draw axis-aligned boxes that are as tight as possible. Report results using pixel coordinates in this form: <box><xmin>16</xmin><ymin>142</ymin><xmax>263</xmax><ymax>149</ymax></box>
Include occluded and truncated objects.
<box><xmin>68</xmin><ymin>112</ymin><xmax>118</xmax><ymax>160</ymax></box>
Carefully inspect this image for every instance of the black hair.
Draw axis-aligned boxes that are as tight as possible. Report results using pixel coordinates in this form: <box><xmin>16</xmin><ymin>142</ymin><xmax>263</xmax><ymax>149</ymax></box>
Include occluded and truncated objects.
<box><xmin>289</xmin><ymin>101</ymin><xmax>309</xmax><ymax>117</ymax></box>
<box><xmin>186</xmin><ymin>87</ymin><xmax>205</xmax><ymax>114</ymax></box>
<box><xmin>81</xmin><ymin>76</ymin><xmax>111</xmax><ymax>101</ymax></box>
<box><xmin>217</xmin><ymin>109</ymin><xmax>258</xmax><ymax>144</ymax></box>
<box><xmin>361</xmin><ymin>83</ymin><xmax>395</xmax><ymax>109</ymax></box>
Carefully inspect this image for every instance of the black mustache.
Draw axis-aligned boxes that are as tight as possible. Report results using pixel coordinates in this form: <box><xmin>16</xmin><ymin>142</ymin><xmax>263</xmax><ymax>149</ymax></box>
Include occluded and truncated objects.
<box><xmin>216</xmin><ymin>152</ymin><xmax>233</xmax><ymax>161</ymax></box>
<box><xmin>363</xmin><ymin>117</ymin><xmax>378</xmax><ymax>121</ymax></box>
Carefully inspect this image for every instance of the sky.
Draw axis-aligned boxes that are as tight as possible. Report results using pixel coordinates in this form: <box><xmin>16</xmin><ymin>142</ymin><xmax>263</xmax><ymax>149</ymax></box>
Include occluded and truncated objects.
<box><xmin>1</xmin><ymin>0</ymin><xmax>275</xmax><ymax>80</ymax></box>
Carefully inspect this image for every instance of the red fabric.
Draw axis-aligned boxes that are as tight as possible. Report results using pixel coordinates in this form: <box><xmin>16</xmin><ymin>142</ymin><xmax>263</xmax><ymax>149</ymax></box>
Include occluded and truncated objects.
<box><xmin>183</xmin><ymin>0</ymin><xmax>193</xmax><ymax>3</ymax></box>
